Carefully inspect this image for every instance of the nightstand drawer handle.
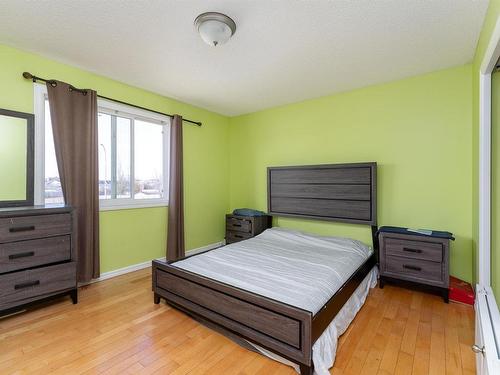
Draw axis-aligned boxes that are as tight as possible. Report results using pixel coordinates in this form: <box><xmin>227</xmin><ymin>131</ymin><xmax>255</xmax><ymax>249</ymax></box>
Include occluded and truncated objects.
<box><xmin>9</xmin><ymin>251</ymin><xmax>35</xmax><ymax>260</ymax></box>
<box><xmin>234</xmin><ymin>234</ymin><xmax>243</xmax><ymax>238</ymax></box>
<box><xmin>9</xmin><ymin>225</ymin><xmax>35</xmax><ymax>233</ymax></box>
<box><xmin>14</xmin><ymin>280</ymin><xmax>40</xmax><ymax>290</ymax></box>
<box><xmin>232</xmin><ymin>223</ymin><xmax>242</xmax><ymax>227</ymax></box>
<box><xmin>403</xmin><ymin>264</ymin><xmax>421</xmax><ymax>271</ymax></box>
<box><xmin>403</xmin><ymin>247</ymin><xmax>422</xmax><ymax>254</ymax></box>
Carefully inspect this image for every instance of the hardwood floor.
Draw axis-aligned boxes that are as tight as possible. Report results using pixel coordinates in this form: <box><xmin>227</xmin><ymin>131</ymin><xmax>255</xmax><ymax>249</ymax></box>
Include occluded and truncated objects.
<box><xmin>0</xmin><ymin>268</ymin><xmax>475</xmax><ymax>374</ymax></box>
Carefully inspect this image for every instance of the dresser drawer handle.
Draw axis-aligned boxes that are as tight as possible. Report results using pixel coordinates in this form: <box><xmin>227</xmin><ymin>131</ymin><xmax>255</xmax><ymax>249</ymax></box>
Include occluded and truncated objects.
<box><xmin>234</xmin><ymin>234</ymin><xmax>243</xmax><ymax>238</ymax></box>
<box><xmin>14</xmin><ymin>280</ymin><xmax>40</xmax><ymax>290</ymax></box>
<box><xmin>9</xmin><ymin>225</ymin><xmax>36</xmax><ymax>233</ymax></box>
<box><xmin>403</xmin><ymin>247</ymin><xmax>422</xmax><ymax>254</ymax></box>
<box><xmin>232</xmin><ymin>223</ymin><xmax>242</xmax><ymax>227</ymax></box>
<box><xmin>9</xmin><ymin>251</ymin><xmax>35</xmax><ymax>260</ymax></box>
<box><xmin>403</xmin><ymin>264</ymin><xmax>421</xmax><ymax>271</ymax></box>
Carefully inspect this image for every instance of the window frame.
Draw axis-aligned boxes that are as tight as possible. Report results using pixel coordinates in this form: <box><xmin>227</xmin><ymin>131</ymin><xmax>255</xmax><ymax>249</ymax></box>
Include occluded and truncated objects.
<box><xmin>34</xmin><ymin>84</ymin><xmax>170</xmax><ymax>211</ymax></box>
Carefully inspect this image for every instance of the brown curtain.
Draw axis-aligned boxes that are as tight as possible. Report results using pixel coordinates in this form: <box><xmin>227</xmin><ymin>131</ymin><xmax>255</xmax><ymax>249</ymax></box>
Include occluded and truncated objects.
<box><xmin>46</xmin><ymin>81</ymin><xmax>100</xmax><ymax>282</ymax></box>
<box><xmin>166</xmin><ymin>114</ymin><xmax>185</xmax><ymax>261</ymax></box>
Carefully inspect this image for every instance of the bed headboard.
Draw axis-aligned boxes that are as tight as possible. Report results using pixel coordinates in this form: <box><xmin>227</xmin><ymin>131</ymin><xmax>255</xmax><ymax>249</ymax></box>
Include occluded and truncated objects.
<box><xmin>267</xmin><ymin>162</ymin><xmax>377</xmax><ymax>226</ymax></box>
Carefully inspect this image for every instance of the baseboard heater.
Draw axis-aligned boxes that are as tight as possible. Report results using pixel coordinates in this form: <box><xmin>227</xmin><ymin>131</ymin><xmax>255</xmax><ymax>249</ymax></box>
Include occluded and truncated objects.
<box><xmin>475</xmin><ymin>285</ymin><xmax>500</xmax><ymax>374</ymax></box>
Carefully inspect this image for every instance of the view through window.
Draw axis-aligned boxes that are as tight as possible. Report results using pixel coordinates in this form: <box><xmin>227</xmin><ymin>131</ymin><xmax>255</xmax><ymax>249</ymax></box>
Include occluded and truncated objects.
<box><xmin>42</xmin><ymin>98</ymin><xmax>169</xmax><ymax>207</ymax></box>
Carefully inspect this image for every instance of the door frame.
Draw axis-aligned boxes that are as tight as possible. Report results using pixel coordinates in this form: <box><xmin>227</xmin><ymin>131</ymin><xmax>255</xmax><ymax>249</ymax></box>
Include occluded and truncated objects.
<box><xmin>479</xmin><ymin>17</ymin><xmax>500</xmax><ymax>287</ymax></box>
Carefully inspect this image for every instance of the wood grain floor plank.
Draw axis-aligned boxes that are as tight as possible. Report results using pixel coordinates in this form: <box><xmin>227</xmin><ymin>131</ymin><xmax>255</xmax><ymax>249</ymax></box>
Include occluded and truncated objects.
<box><xmin>400</xmin><ymin>308</ymin><xmax>420</xmax><ymax>355</ymax></box>
<box><xmin>429</xmin><ymin>312</ymin><xmax>447</xmax><ymax>375</ymax></box>
<box><xmin>378</xmin><ymin>302</ymin><xmax>409</xmax><ymax>375</ymax></box>
<box><xmin>412</xmin><ymin>321</ymin><xmax>431</xmax><ymax>375</ymax></box>
<box><xmin>0</xmin><ymin>269</ymin><xmax>474</xmax><ymax>375</ymax></box>
<box><xmin>343</xmin><ymin>294</ymin><xmax>390</xmax><ymax>374</ymax></box>
<box><xmin>444</xmin><ymin>306</ymin><xmax>464</xmax><ymax>375</ymax></box>
<box><xmin>394</xmin><ymin>351</ymin><xmax>413</xmax><ymax>375</ymax></box>
<box><xmin>359</xmin><ymin>317</ymin><xmax>393</xmax><ymax>375</ymax></box>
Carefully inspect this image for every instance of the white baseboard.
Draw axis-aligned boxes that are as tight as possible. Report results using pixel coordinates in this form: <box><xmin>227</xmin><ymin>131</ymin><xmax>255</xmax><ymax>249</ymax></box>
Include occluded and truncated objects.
<box><xmin>185</xmin><ymin>240</ymin><xmax>225</xmax><ymax>255</ymax></box>
<box><xmin>82</xmin><ymin>241</ymin><xmax>224</xmax><ymax>286</ymax></box>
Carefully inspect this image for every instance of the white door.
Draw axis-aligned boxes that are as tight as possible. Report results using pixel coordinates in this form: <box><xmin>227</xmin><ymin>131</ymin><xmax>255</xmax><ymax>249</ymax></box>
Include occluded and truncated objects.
<box><xmin>475</xmin><ymin>297</ymin><xmax>487</xmax><ymax>375</ymax></box>
<box><xmin>474</xmin><ymin>286</ymin><xmax>500</xmax><ymax>375</ymax></box>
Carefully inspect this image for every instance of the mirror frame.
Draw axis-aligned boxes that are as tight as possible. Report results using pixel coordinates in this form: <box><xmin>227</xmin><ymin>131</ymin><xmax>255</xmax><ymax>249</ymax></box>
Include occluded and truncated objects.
<box><xmin>0</xmin><ymin>108</ymin><xmax>34</xmax><ymax>208</ymax></box>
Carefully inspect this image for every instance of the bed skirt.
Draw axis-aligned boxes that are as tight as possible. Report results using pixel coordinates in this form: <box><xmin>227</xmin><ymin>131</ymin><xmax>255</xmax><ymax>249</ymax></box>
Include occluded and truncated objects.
<box><xmin>250</xmin><ymin>266</ymin><xmax>379</xmax><ymax>375</ymax></box>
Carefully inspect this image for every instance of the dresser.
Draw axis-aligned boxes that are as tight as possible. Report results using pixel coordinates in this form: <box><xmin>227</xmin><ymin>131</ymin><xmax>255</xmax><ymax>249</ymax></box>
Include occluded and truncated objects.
<box><xmin>0</xmin><ymin>205</ymin><xmax>77</xmax><ymax>316</ymax></box>
<box><xmin>378</xmin><ymin>231</ymin><xmax>450</xmax><ymax>302</ymax></box>
<box><xmin>226</xmin><ymin>214</ymin><xmax>272</xmax><ymax>244</ymax></box>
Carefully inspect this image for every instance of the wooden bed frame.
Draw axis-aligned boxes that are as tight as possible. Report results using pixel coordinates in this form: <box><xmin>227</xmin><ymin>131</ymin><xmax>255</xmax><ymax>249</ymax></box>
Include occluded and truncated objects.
<box><xmin>152</xmin><ymin>162</ymin><xmax>378</xmax><ymax>375</ymax></box>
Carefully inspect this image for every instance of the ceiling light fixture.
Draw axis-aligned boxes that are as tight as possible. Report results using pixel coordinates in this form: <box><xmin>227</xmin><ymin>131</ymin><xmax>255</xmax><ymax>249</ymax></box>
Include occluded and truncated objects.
<box><xmin>194</xmin><ymin>12</ymin><xmax>236</xmax><ymax>47</ymax></box>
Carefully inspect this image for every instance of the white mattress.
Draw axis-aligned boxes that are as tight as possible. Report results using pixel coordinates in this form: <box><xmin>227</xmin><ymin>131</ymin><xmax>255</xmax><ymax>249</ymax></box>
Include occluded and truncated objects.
<box><xmin>174</xmin><ymin>227</ymin><xmax>373</xmax><ymax>314</ymax></box>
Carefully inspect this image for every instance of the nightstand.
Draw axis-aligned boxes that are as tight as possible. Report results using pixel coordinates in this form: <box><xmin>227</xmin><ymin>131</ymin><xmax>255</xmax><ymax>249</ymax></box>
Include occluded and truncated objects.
<box><xmin>225</xmin><ymin>214</ymin><xmax>272</xmax><ymax>244</ymax></box>
<box><xmin>378</xmin><ymin>230</ymin><xmax>451</xmax><ymax>303</ymax></box>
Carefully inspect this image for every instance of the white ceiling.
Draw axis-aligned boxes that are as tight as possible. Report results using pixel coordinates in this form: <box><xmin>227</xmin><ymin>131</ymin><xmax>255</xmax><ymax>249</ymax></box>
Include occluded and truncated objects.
<box><xmin>0</xmin><ymin>0</ymin><xmax>489</xmax><ymax>116</ymax></box>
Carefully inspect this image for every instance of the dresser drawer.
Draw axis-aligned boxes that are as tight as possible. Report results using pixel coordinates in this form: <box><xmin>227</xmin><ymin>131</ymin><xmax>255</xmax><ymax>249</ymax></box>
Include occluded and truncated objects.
<box><xmin>0</xmin><ymin>262</ymin><xmax>76</xmax><ymax>310</ymax></box>
<box><xmin>226</xmin><ymin>217</ymin><xmax>252</xmax><ymax>233</ymax></box>
<box><xmin>0</xmin><ymin>236</ymin><xmax>71</xmax><ymax>274</ymax></box>
<box><xmin>385</xmin><ymin>255</ymin><xmax>442</xmax><ymax>283</ymax></box>
<box><xmin>384</xmin><ymin>237</ymin><xmax>443</xmax><ymax>262</ymax></box>
<box><xmin>226</xmin><ymin>230</ymin><xmax>252</xmax><ymax>244</ymax></box>
<box><xmin>0</xmin><ymin>214</ymin><xmax>72</xmax><ymax>243</ymax></box>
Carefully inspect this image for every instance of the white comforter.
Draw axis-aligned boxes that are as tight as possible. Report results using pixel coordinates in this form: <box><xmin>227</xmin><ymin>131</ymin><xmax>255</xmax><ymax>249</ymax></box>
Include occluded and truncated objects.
<box><xmin>174</xmin><ymin>227</ymin><xmax>372</xmax><ymax>315</ymax></box>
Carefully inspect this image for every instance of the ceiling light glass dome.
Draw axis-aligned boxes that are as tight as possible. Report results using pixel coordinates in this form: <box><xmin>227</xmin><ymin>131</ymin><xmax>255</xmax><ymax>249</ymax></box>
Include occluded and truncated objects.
<box><xmin>194</xmin><ymin>12</ymin><xmax>236</xmax><ymax>47</ymax></box>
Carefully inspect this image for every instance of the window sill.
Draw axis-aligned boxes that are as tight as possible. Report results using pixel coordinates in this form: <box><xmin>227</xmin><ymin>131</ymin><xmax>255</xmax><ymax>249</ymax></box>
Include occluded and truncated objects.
<box><xmin>99</xmin><ymin>199</ymin><xmax>168</xmax><ymax>212</ymax></box>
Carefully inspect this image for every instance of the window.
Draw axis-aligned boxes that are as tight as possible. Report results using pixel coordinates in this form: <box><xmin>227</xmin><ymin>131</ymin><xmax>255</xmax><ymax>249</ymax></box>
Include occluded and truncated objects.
<box><xmin>34</xmin><ymin>85</ymin><xmax>170</xmax><ymax>210</ymax></box>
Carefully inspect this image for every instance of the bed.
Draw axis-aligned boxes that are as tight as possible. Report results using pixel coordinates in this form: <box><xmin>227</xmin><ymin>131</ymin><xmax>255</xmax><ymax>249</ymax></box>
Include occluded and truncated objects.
<box><xmin>152</xmin><ymin>162</ymin><xmax>378</xmax><ymax>375</ymax></box>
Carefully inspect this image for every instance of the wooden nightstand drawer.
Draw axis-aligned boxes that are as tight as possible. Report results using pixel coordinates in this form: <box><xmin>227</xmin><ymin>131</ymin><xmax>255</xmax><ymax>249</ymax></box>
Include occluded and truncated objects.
<box><xmin>226</xmin><ymin>230</ymin><xmax>252</xmax><ymax>244</ymax></box>
<box><xmin>226</xmin><ymin>217</ymin><xmax>252</xmax><ymax>233</ymax></box>
<box><xmin>385</xmin><ymin>256</ymin><xmax>442</xmax><ymax>283</ymax></box>
<box><xmin>385</xmin><ymin>237</ymin><xmax>443</xmax><ymax>262</ymax></box>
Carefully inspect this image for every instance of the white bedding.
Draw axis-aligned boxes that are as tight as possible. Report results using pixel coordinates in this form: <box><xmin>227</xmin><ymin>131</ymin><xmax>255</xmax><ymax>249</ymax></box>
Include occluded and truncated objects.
<box><xmin>173</xmin><ymin>227</ymin><xmax>376</xmax><ymax>374</ymax></box>
<box><xmin>174</xmin><ymin>227</ymin><xmax>372</xmax><ymax>314</ymax></box>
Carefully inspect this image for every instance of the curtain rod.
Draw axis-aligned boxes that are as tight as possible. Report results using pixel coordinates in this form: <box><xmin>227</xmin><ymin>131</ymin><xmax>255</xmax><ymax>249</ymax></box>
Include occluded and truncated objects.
<box><xmin>22</xmin><ymin>72</ymin><xmax>202</xmax><ymax>126</ymax></box>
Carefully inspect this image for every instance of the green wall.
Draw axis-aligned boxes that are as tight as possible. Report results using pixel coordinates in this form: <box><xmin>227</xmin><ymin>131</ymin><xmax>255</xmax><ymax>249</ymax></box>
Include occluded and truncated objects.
<box><xmin>0</xmin><ymin>114</ymin><xmax>27</xmax><ymax>200</ymax></box>
<box><xmin>472</xmin><ymin>0</ymin><xmax>500</xmax><ymax>298</ymax></box>
<box><xmin>0</xmin><ymin>33</ymin><xmax>490</xmax><ymax>284</ymax></box>
<box><xmin>229</xmin><ymin>65</ymin><xmax>474</xmax><ymax>283</ymax></box>
<box><xmin>0</xmin><ymin>44</ymin><xmax>230</xmax><ymax>273</ymax></box>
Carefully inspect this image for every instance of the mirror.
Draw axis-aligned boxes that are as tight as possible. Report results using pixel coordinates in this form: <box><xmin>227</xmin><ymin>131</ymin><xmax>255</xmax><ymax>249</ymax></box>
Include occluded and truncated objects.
<box><xmin>0</xmin><ymin>108</ymin><xmax>34</xmax><ymax>207</ymax></box>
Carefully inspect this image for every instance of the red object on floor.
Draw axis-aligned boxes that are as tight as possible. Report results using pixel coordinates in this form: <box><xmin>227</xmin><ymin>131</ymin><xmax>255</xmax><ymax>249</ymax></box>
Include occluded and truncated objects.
<box><xmin>449</xmin><ymin>276</ymin><xmax>475</xmax><ymax>305</ymax></box>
